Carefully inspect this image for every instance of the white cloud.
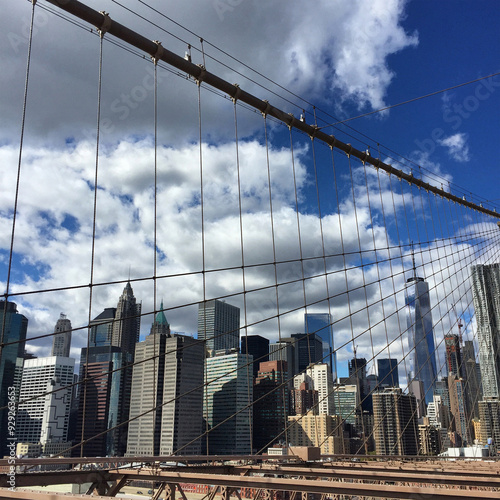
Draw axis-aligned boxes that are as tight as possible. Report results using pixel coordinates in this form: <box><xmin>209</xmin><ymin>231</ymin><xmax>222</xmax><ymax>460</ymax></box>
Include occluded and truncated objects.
<box><xmin>0</xmin><ymin>0</ymin><xmax>417</xmax><ymax>144</ymax></box>
<box><xmin>438</xmin><ymin>133</ymin><xmax>470</xmax><ymax>162</ymax></box>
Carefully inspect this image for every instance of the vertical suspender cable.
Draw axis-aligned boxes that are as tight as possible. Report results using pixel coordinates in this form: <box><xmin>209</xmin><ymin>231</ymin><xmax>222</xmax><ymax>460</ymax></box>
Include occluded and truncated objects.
<box><xmin>197</xmin><ymin>82</ymin><xmax>209</xmax><ymax>456</ymax></box>
<box><xmin>152</xmin><ymin>51</ymin><xmax>159</xmax><ymax>456</ymax></box>
<box><xmin>262</xmin><ymin>114</ymin><xmax>284</xmax><ymax>451</ymax></box>
<box><xmin>1</xmin><ymin>0</ymin><xmax>37</xmax><ymax>370</ymax></box>
<box><xmin>81</xmin><ymin>22</ymin><xmax>106</xmax><ymax>457</ymax></box>
<box><xmin>233</xmin><ymin>100</ymin><xmax>253</xmax><ymax>454</ymax></box>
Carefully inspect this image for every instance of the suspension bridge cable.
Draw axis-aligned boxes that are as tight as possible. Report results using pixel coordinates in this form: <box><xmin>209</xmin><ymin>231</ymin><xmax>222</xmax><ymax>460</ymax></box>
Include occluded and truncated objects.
<box><xmin>318</xmin><ymin>71</ymin><xmax>500</xmax><ymax>129</ymax></box>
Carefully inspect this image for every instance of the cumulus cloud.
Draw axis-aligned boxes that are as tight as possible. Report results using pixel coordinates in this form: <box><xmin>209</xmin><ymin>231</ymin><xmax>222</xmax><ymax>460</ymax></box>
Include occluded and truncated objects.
<box><xmin>438</xmin><ymin>132</ymin><xmax>470</xmax><ymax>162</ymax></box>
<box><xmin>0</xmin><ymin>0</ymin><xmax>417</xmax><ymax>144</ymax></box>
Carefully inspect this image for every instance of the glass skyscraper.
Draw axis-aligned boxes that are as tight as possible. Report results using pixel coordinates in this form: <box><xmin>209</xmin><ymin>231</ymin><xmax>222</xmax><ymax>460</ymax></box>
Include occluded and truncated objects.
<box><xmin>0</xmin><ymin>301</ymin><xmax>27</xmax><ymax>456</ymax></box>
<box><xmin>471</xmin><ymin>263</ymin><xmax>500</xmax><ymax>399</ymax></box>
<box><xmin>305</xmin><ymin>313</ymin><xmax>336</xmax><ymax>380</ymax></box>
<box><xmin>377</xmin><ymin>358</ymin><xmax>399</xmax><ymax>387</ymax></box>
<box><xmin>405</xmin><ymin>275</ymin><xmax>437</xmax><ymax>405</ymax></box>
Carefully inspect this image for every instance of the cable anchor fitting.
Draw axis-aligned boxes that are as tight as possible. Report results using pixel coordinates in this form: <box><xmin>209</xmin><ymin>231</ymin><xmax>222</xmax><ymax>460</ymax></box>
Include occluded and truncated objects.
<box><xmin>231</xmin><ymin>84</ymin><xmax>242</xmax><ymax>103</ymax></box>
<box><xmin>308</xmin><ymin>125</ymin><xmax>319</xmax><ymax>140</ymax></box>
<box><xmin>196</xmin><ymin>65</ymin><xmax>206</xmax><ymax>86</ymax></box>
<box><xmin>98</xmin><ymin>11</ymin><xmax>112</xmax><ymax>38</ymax></box>
<box><xmin>345</xmin><ymin>143</ymin><xmax>353</xmax><ymax>158</ymax></box>
<box><xmin>261</xmin><ymin>100</ymin><xmax>272</xmax><ymax>118</ymax></box>
<box><xmin>151</xmin><ymin>40</ymin><xmax>164</xmax><ymax>65</ymax></box>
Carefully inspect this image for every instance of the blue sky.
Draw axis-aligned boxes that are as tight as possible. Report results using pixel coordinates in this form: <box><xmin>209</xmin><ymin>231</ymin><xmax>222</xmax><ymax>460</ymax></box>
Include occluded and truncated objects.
<box><xmin>1</xmin><ymin>0</ymin><xmax>499</xmax><ymax>381</ymax></box>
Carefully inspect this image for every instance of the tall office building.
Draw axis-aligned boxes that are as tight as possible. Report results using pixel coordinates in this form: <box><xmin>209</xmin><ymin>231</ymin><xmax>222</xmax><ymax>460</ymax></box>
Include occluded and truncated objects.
<box><xmin>76</xmin><ymin>285</ymin><xmax>141</xmax><ymax>457</ymax></box>
<box><xmin>332</xmin><ymin>384</ymin><xmax>360</xmax><ymax>428</ymax></box>
<box><xmin>127</xmin><ymin>307</ymin><xmax>204</xmax><ymax>456</ymax></box>
<box><xmin>290</xmin><ymin>381</ymin><xmax>318</xmax><ymax>416</ymax></box>
<box><xmin>89</xmin><ymin>307</ymin><xmax>116</xmax><ymax>347</ymax></box>
<box><xmin>378</xmin><ymin>358</ymin><xmax>399</xmax><ymax>387</ymax></box>
<box><xmin>294</xmin><ymin>363</ymin><xmax>334</xmax><ymax>415</ymax></box>
<box><xmin>478</xmin><ymin>399</ymin><xmax>500</xmax><ymax>447</ymax></box>
<box><xmin>204</xmin><ymin>350</ymin><xmax>252</xmax><ymax>454</ymax></box>
<box><xmin>305</xmin><ymin>313</ymin><xmax>336</xmax><ymax>379</ymax></box>
<box><xmin>372</xmin><ymin>388</ymin><xmax>418</xmax><ymax>456</ymax></box>
<box><xmin>291</xmin><ymin>333</ymin><xmax>323</xmax><ymax>374</ymax></box>
<box><xmin>418</xmin><ymin>420</ymin><xmax>441</xmax><ymax>456</ymax></box>
<box><xmin>406</xmin><ymin>272</ymin><xmax>437</xmax><ymax>405</ymax></box>
<box><xmin>16</xmin><ymin>356</ymin><xmax>74</xmax><ymax>448</ymax></box>
<box><xmin>448</xmin><ymin>374</ymin><xmax>471</xmax><ymax>446</ymax></box>
<box><xmin>75</xmin><ymin>345</ymin><xmax>128</xmax><ymax>457</ymax></box>
<box><xmin>269</xmin><ymin>340</ymin><xmax>295</xmax><ymax>385</ymax></box>
<box><xmin>198</xmin><ymin>300</ymin><xmax>240</xmax><ymax>353</ymax></box>
<box><xmin>112</xmin><ymin>282</ymin><xmax>141</xmax><ymax>357</ymax></box>
<box><xmin>253</xmin><ymin>360</ymin><xmax>288</xmax><ymax>452</ymax></box>
<box><xmin>51</xmin><ymin>313</ymin><xmax>72</xmax><ymax>357</ymax></box>
<box><xmin>462</xmin><ymin>340</ymin><xmax>477</xmax><ymax>366</ymax></box>
<box><xmin>471</xmin><ymin>264</ymin><xmax>500</xmax><ymax>398</ymax></box>
<box><xmin>465</xmin><ymin>357</ymin><xmax>482</xmax><ymax>420</ymax></box>
<box><xmin>427</xmin><ymin>394</ymin><xmax>451</xmax><ymax>430</ymax></box>
<box><xmin>444</xmin><ymin>334</ymin><xmax>462</xmax><ymax>377</ymax></box>
<box><xmin>409</xmin><ymin>379</ymin><xmax>426</xmax><ymax>419</ymax></box>
<box><xmin>0</xmin><ymin>301</ymin><xmax>28</xmax><ymax>456</ymax></box>
<box><xmin>348</xmin><ymin>357</ymin><xmax>371</xmax><ymax>412</ymax></box>
<box><xmin>241</xmin><ymin>335</ymin><xmax>269</xmax><ymax>379</ymax></box>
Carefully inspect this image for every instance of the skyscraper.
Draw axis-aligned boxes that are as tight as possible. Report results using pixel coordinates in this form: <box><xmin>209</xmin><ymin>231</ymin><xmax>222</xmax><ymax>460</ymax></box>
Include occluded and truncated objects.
<box><xmin>269</xmin><ymin>340</ymin><xmax>295</xmax><ymax>384</ymax></box>
<box><xmin>291</xmin><ymin>381</ymin><xmax>318</xmax><ymax>416</ymax></box>
<box><xmin>291</xmin><ymin>333</ymin><xmax>323</xmax><ymax>374</ymax></box>
<box><xmin>198</xmin><ymin>299</ymin><xmax>240</xmax><ymax>353</ymax></box>
<box><xmin>332</xmin><ymin>384</ymin><xmax>360</xmax><ymax>427</ymax></box>
<box><xmin>448</xmin><ymin>373</ymin><xmax>471</xmax><ymax>446</ymax></box>
<box><xmin>478</xmin><ymin>399</ymin><xmax>500</xmax><ymax>448</ymax></box>
<box><xmin>204</xmin><ymin>350</ymin><xmax>252</xmax><ymax>454</ymax></box>
<box><xmin>75</xmin><ymin>345</ymin><xmax>128</xmax><ymax>457</ymax></box>
<box><xmin>406</xmin><ymin>274</ymin><xmax>437</xmax><ymax>405</ymax></box>
<box><xmin>444</xmin><ymin>334</ymin><xmax>462</xmax><ymax>377</ymax></box>
<box><xmin>127</xmin><ymin>306</ymin><xmax>204</xmax><ymax>456</ymax></box>
<box><xmin>112</xmin><ymin>282</ymin><xmax>141</xmax><ymax>357</ymax></box>
<box><xmin>471</xmin><ymin>263</ymin><xmax>500</xmax><ymax>398</ymax></box>
<box><xmin>305</xmin><ymin>313</ymin><xmax>336</xmax><ymax>379</ymax></box>
<box><xmin>377</xmin><ymin>358</ymin><xmax>399</xmax><ymax>387</ymax></box>
<box><xmin>348</xmin><ymin>357</ymin><xmax>371</xmax><ymax>412</ymax></box>
<box><xmin>16</xmin><ymin>356</ymin><xmax>75</xmax><ymax>451</ymax></box>
<box><xmin>253</xmin><ymin>360</ymin><xmax>288</xmax><ymax>451</ymax></box>
<box><xmin>294</xmin><ymin>363</ymin><xmax>334</xmax><ymax>415</ymax></box>
<box><xmin>51</xmin><ymin>313</ymin><xmax>72</xmax><ymax>357</ymax></box>
<box><xmin>76</xmin><ymin>283</ymin><xmax>141</xmax><ymax>457</ymax></box>
<box><xmin>89</xmin><ymin>307</ymin><xmax>116</xmax><ymax>347</ymax></box>
<box><xmin>372</xmin><ymin>387</ymin><xmax>418</xmax><ymax>456</ymax></box>
<box><xmin>241</xmin><ymin>334</ymin><xmax>269</xmax><ymax>379</ymax></box>
<box><xmin>0</xmin><ymin>301</ymin><xmax>27</xmax><ymax>456</ymax></box>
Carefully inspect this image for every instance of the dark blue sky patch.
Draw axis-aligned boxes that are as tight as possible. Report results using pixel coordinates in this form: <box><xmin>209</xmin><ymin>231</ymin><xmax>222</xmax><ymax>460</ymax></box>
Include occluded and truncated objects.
<box><xmin>61</xmin><ymin>213</ymin><xmax>80</xmax><ymax>234</ymax></box>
